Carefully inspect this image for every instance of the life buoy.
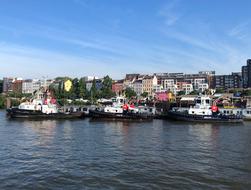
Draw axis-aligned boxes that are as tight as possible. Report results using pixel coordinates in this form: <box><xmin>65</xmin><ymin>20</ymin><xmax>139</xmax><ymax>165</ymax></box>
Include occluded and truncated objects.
<box><xmin>211</xmin><ymin>105</ymin><xmax>219</xmax><ymax>112</ymax></box>
<box><xmin>123</xmin><ymin>104</ymin><xmax>129</xmax><ymax>110</ymax></box>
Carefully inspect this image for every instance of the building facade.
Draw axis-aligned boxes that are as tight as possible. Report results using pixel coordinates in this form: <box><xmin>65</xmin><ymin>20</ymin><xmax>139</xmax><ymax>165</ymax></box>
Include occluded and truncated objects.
<box><xmin>142</xmin><ymin>75</ymin><xmax>157</xmax><ymax>96</ymax></box>
<box><xmin>12</xmin><ymin>79</ymin><xmax>23</xmax><ymax>93</ymax></box>
<box><xmin>132</xmin><ymin>80</ymin><xmax>143</xmax><ymax>96</ymax></box>
<box><xmin>2</xmin><ymin>77</ymin><xmax>14</xmax><ymax>93</ymax></box>
<box><xmin>242</xmin><ymin>59</ymin><xmax>251</xmax><ymax>88</ymax></box>
<box><xmin>214</xmin><ymin>72</ymin><xmax>242</xmax><ymax>89</ymax></box>
<box><xmin>112</xmin><ymin>80</ymin><xmax>124</xmax><ymax>95</ymax></box>
<box><xmin>22</xmin><ymin>79</ymin><xmax>41</xmax><ymax>94</ymax></box>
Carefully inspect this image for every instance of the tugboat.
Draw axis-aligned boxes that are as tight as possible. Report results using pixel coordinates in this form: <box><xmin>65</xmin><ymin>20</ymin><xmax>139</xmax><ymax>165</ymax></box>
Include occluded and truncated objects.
<box><xmin>89</xmin><ymin>97</ymin><xmax>154</xmax><ymax>121</ymax></box>
<box><xmin>165</xmin><ymin>96</ymin><xmax>243</xmax><ymax>123</ymax></box>
<box><xmin>6</xmin><ymin>88</ymin><xmax>84</xmax><ymax>119</ymax></box>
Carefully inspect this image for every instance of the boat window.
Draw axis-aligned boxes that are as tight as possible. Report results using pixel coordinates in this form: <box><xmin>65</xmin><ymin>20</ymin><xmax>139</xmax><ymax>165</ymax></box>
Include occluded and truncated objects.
<box><xmin>224</xmin><ymin>110</ymin><xmax>226</xmax><ymax>113</ymax></box>
<box><xmin>247</xmin><ymin>111</ymin><xmax>250</xmax><ymax>114</ymax></box>
<box><xmin>116</xmin><ymin>110</ymin><xmax>117</xmax><ymax>112</ymax></box>
<box><xmin>202</xmin><ymin>112</ymin><xmax>205</xmax><ymax>114</ymax></box>
<box><xmin>192</xmin><ymin>111</ymin><xmax>194</xmax><ymax>114</ymax></box>
<box><xmin>206</xmin><ymin>99</ymin><xmax>210</xmax><ymax>104</ymax></box>
<box><xmin>196</xmin><ymin>99</ymin><xmax>201</xmax><ymax>104</ymax></box>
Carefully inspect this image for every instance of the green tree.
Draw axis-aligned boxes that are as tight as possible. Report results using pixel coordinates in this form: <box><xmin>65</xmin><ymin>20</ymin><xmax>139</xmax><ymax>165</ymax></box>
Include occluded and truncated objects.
<box><xmin>72</xmin><ymin>78</ymin><xmax>80</xmax><ymax>98</ymax></box>
<box><xmin>125</xmin><ymin>88</ymin><xmax>136</xmax><ymax>99</ymax></box>
<box><xmin>141</xmin><ymin>92</ymin><xmax>148</xmax><ymax>98</ymax></box>
<box><xmin>177</xmin><ymin>91</ymin><xmax>186</xmax><ymax>96</ymax></box>
<box><xmin>189</xmin><ymin>90</ymin><xmax>199</xmax><ymax>95</ymax></box>
<box><xmin>90</xmin><ymin>78</ymin><xmax>97</xmax><ymax>102</ymax></box>
<box><xmin>101</xmin><ymin>75</ymin><xmax>115</xmax><ymax>98</ymax></box>
<box><xmin>215</xmin><ymin>88</ymin><xmax>225</xmax><ymax>93</ymax></box>
<box><xmin>0</xmin><ymin>95</ymin><xmax>5</xmax><ymax>109</ymax></box>
<box><xmin>242</xmin><ymin>89</ymin><xmax>251</xmax><ymax>96</ymax></box>
<box><xmin>79</xmin><ymin>78</ymin><xmax>87</xmax><ymax>98</ymax></box>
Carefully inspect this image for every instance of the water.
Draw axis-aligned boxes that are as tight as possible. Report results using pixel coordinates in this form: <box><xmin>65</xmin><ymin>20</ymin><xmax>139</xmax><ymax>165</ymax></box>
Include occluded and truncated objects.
<box><xmin>0</xmin><ymin>110</ymin><xmax>251</xmax><ymax>189</ymax></box>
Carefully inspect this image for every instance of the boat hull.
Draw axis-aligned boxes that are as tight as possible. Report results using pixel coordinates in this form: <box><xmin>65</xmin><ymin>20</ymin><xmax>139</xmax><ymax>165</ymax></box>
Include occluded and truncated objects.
<box><xmin>164</xmin><ymin>110</ymin><xmax>243</xmax><ymax>123</ymax></box>
<box><xmin>6</xmin><ymin>108</ymin><xmax>85</xmax><ymax>119</ymax></box>
<box><xmin>89</xmin><ymin>110</ymin><xmax>153</xmax><ymax>121</ymax></box>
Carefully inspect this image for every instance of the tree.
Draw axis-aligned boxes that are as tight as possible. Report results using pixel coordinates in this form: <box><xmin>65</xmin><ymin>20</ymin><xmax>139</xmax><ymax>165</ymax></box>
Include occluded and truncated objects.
<box><xmin>177</xmin><ymin>91</ymin><xmax>186</xmax><ymax>96</ymax></box>
<box><xmin>100</xmin><ymin>75</ymin><xmax>115</xmax><ymax>98</ymax></box>
<box><xmin>0</xmin><ymin>95</ymin><xmax>5</xmax><ymax>109</ymax></box>
<box><xmin>141</xmin><ymin>92</ymin><xmax>148</xmax><ymax>98</ymax></box>
<box><xmin>189</xmin><ymin>90</ymin><xmax>199</xmax><ymax>95</ymax></box>
<box><xmin>242</xmin><ymin>89</ymin><xmax>251</xmax><ymax>96</ymax></box>
<box><xmin>79</xmin><ymin>78</ymin><xmax>87</xmax><ymax>98</ymax></box>
<box><xmin>215</xmin><ymin>88</ymin><xmax>225</xmax><ymax>93</ymax></box>
<box><xmin>72</xmin><ymin>78</ymin><xmax>80</xmax><ymax>98</ymax></box>
<box><xmin>125</xmin><ymin>88</ymin><xmax>136</xmax><ymax>99</ymax></box>
<box><xmin>90</xmin><ymin>78</ymin><xmax>97</xmax><ymax>102</ymax></box>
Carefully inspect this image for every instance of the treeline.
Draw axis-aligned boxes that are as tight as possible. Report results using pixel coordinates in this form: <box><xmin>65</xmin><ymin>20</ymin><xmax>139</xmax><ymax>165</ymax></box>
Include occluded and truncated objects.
<box><xmin>49</xmin><ymin>75</ymin><xmax>116</xmax><ymax>103</ymax></box>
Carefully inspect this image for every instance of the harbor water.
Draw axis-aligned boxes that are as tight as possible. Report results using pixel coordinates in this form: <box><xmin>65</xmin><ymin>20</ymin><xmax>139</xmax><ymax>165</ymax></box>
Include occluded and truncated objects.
<box><xmin>0</xmin><ymin>110</ymin><xmax>251</xmax><ymax>189</ymax></box>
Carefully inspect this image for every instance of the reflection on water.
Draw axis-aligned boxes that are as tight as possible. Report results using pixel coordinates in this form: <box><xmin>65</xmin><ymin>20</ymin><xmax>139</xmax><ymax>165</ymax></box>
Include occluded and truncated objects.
<box><xmin>0</xmin><ymin>111</ymin><xmax>251</xmax><ymax>189</ymax></box>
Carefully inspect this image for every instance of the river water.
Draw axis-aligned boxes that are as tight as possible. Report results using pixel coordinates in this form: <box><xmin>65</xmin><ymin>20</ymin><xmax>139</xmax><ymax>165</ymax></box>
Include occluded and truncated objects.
<box><xmin>0</xmin><ymin>111</ymin><xmax>251</xmax><ymax>189</ymax></box>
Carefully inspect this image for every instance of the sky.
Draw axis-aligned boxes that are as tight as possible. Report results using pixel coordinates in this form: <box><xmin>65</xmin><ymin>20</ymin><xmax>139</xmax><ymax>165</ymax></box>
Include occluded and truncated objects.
<box><xmin>0</xmin><ymin>0</ymin><xmax>251</xmax><ymax>79</ymax></box>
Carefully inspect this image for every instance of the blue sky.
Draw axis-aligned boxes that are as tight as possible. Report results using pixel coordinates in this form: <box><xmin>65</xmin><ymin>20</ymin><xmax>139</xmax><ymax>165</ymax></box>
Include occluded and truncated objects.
<box><xmin>0</xmin><ymin>0</ymin><xmax>251</xmax><ymax>79</ymax></box>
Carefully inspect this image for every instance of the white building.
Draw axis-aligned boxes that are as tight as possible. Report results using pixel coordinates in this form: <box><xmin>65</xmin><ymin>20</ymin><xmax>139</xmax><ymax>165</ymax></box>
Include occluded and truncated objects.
<box><xmin>198</xmin><ymin>83</ymin><xmax>209</xmax><ymax>93</ymax></box>
<box><xmin>132</xmin><ymin>80</ymin><xmax>143</xmax><ymax>96</ymax></box>
<box><xmin>22</xmin><ymin>79</ymin><xmax>42</xmax><ymax>94</ymax></box>
<box><xmin>182</xmin><ymin>83</ymin><xmax>193</xmax><ymax>95</ymax></box>
<box><xmin>193</xmin><ymin>78</ymin><xmax>206</xmax><ymax>90</ymax></box>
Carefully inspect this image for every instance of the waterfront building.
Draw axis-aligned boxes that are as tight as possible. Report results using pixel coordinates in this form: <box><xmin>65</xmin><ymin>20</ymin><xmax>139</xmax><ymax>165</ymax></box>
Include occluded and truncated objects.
<box><xmin>123</xmin><ymin>74</ymin><xmax>140</xmax><ymax>89</ymax></box>
<box><xmin>214</xmin><ymin>72</ymin><xmax>242</xmax><ymax>89</ymax></box>
<box><xmin>181</xmin><ymin>83</ymin><xmax>193</xmax><ymax>95</ymax></box>
<box><xmin>2</xmin><ymin>77</ymin><xmax>14</xmax><ymax>93</ymax></box>
<box><xmin>132</xmin><ymin>80</ymin><xmax>143</xmax><ymax>96</ymax></box>
<box><xmin>112</xmin><ymin>80</ymin><xmax>124</xmax><ymax>96</ymax></box>
<box><xmin>152</xmin><ymin>84</ymin><xmax>162</xmax><ymax>94</ymax></box>
<box><xmin>22</xmin><ymin>79</ymin><xmax>41</xmax><ymax>94</ymax></box>
<box><xmin>155</xmin><ymin>91</ymin><xmax>168</xmax><ymax>101</ymax></box>
<box><xmin>12</xmin><ymin>78</ymin><xmax>23</xmax><ymax>93</ymax></box>
<box><xmin>242</xmin><ymin>65</ymin><xmax>248</xmax><ymax>88</ymax></box>
<box><xmin>198</xmin><ymin>83</ymin><xmax>209</xmax><ymax>93</ymax></box>
<box><xmin>156</xmin><ymin>71</ymin><xmax>212</xmax><ymax>94</ymax></box>
<box><xmin>242</xmin><ymin>59</ymin><xmax>251</xmax><ymax>88</ymax></box>
<box><xmin>22</xmin><ymin>79</ymin><xmax>33</xmax><ymax>94</ymax></box>
<box><xmin>142</xmin><ymin>75</ymin><xmax>158</xmax><ymax>97</ymax></box>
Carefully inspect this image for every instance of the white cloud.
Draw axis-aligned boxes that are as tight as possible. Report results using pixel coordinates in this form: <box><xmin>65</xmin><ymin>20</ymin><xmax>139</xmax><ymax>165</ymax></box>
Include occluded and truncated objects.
<box><xmin>158</xmin><ymin>0</ymin><xmax>181</xmax><ymax>26</ymax></box>
<box><xmin>228</xmin><ymin>21</ymin><xmax>250</xmax><ymax>40</ymax></box>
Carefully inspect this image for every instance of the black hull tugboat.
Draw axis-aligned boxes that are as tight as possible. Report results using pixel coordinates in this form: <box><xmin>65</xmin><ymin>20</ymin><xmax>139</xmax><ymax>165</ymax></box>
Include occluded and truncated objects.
<box><xmin>165</xmin><ymin>96</ymin><xmax>243</xmax><ymax>123</ymax></box>
<box><xmin>89</xmin><ymin>97</ymin><xmax>154</xmax><ymax>121</ymax></box>
<box><xmin>89</xmin><ymin>110</ymin><xmax>153</xmax><ymax>121</ymax></box>
<box><xmin>166</xmin><ymin>110</ymin><xmax>242</xmax><ymax>123</ymax></box>
<box><xmin>6</xmin><ymin>108</ymin><xmax>83</xmax><ymax>119</ymax></box>
<box><xmin>6</xmin><ymin>87</ymin><xmax>84</xmax><ymax>120</ymax></box>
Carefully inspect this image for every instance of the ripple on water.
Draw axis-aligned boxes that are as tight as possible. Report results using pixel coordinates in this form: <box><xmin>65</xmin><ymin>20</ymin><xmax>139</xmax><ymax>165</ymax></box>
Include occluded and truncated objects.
<box><xmin>0</xmin><ymin>113</ymin><xmax>251</xmax><ymax>189</ymax></box>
